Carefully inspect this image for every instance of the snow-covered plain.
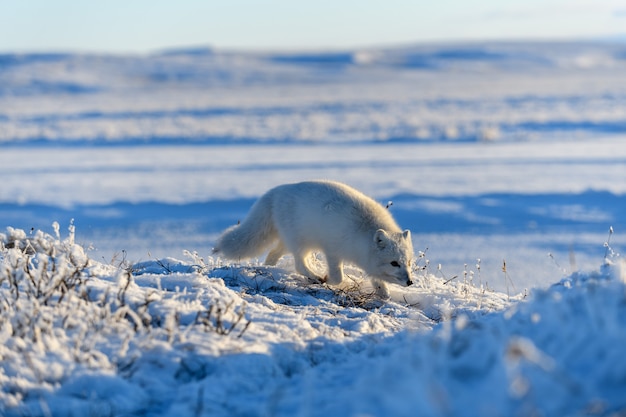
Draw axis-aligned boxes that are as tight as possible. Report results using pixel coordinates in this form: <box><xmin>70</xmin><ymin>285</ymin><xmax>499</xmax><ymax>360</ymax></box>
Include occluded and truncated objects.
<box><xmin>1</xmin><ymin>41</ymin><xmax>626</xmax><ymax>415</ymax></box>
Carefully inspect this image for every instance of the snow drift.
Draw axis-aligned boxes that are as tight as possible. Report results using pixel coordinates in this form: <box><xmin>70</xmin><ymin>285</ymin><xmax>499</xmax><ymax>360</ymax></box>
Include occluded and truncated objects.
<box><xmin>1</xmin><ymin>225</ymin><xmax>625</xmax><ymax>416</ymax></box>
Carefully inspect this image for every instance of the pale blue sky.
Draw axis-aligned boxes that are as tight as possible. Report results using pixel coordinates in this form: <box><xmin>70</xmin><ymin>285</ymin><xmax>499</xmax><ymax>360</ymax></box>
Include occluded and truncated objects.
<box><xmin>2</xmin><ymin>0</ymin><xmax>625</xmax><ymax>53</ymax></box>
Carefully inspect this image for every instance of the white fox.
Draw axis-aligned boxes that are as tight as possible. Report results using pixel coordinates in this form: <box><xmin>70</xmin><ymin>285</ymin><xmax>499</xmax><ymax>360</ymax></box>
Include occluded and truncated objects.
<box><xmin>213</xmin><ymin>180</ymin><xmax>414</xmax><ymax>295</ymax></box>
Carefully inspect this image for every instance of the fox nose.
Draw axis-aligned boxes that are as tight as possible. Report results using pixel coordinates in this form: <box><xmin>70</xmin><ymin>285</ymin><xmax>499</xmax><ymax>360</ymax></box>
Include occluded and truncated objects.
<box><xmin>406</xmin><ymin>278</ymin><xmax>413</xmax><ymax>286</ymax></box>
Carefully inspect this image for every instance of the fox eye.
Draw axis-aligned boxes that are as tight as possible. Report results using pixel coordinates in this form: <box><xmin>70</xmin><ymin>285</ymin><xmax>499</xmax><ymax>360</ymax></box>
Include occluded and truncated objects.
<box><xmin>390</xmin><ymin>261</ymin><xmax>400</xmax><ymax>267</ymax></box>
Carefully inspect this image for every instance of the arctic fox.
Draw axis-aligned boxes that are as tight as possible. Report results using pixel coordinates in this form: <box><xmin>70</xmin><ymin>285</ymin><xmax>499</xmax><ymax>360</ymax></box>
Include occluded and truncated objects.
<box><xmin>213</xmin><ymin>180</ymin><xmax>414</xmax><ymax>294</ymax></box>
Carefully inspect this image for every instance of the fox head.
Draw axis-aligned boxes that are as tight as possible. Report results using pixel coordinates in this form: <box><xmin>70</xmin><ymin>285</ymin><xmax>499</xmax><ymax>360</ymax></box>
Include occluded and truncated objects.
<box><xmin>368</xmin><ymin>229</ymin><xmax>414</xmax><ymax>286</ymax></box>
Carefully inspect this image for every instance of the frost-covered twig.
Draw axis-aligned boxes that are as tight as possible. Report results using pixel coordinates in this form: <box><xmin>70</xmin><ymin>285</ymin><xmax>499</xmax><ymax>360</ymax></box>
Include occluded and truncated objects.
<box><xmin>194</xmin><ymin>300</ymin><xmax>251</xmax><ymax>337</ymax></box>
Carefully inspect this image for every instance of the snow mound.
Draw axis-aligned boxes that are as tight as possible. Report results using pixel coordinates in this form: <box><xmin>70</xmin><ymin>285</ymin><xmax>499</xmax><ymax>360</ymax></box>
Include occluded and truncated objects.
<box><xmin>1</xmin><ymin>227</ymin><xmax>625</xmax><ymax>416</ymax></box>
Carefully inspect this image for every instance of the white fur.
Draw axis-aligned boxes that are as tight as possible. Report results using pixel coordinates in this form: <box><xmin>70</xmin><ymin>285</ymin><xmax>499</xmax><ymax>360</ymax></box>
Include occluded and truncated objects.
<box><xmin>213</xmin><ymin>180</ymin><xmax>414</xmax><ymax>294</ymax></box>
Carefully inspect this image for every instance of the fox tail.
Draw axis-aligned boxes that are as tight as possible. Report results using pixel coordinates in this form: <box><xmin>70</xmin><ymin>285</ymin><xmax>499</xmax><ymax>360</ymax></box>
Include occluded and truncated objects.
<box><xmin>213</xmin><ymin>191</ymin><xmax>278</xmax><ymax>260</ymax></box>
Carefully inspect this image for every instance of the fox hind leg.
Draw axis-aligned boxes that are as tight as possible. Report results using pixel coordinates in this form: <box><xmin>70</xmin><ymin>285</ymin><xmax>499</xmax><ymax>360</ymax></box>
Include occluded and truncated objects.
<box><xmin>264</xmin><ymin>241</ymin><xmax>286</xmax><ymax>266</ymax></box>
<box><xmin>294</xmin><ymin>250</ymin><xmax>323</xmax><ymax>282</ymax></box>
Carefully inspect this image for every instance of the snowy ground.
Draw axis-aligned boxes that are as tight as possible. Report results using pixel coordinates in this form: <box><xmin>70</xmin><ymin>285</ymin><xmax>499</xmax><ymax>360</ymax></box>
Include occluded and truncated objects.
<box><xmin>1</xmin><ymin>41</ymin><xmax>626</xmax><ymax>415</ymax></box>
<box><xmin>1</xmin><ymin>222</ymin><xmax>625</xmax><ymax>416</ymax></box>
<box><xmin>2</xmin><ymin>41</ymin><xmax>626</xmax><ymax>291</ymax></box>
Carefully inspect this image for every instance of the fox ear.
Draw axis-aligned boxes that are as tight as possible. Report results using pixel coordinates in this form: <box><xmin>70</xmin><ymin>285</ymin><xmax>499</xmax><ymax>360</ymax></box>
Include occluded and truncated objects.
<box><xmin>403</xmin><ymin>230</ymin><xmax>411</xmax><ymax>240</ymax></box>
<box><xmin>374</xmin><ymin>229</ymin><xmax>389</xmax><ymax>249</ymax></box>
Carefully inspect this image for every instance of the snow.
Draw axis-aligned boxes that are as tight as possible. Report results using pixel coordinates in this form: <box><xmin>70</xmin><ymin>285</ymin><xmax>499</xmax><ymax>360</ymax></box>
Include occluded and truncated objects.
<box><xmin>1</xmin><ymin>40</ymin><xmax>626</xmax><ymax>415</ymax></box>
<box><xmin>1</xmin><ymin>226</ymin><xmax>625</xmax><ymax>416</ymax></box>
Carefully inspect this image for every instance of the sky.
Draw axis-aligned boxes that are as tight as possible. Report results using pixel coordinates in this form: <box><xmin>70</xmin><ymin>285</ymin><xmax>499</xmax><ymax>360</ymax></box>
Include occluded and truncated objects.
<box><xmin>1</xmin><ymin>0</ymin><xmax>626</xmax><ymax>53</ymax></box>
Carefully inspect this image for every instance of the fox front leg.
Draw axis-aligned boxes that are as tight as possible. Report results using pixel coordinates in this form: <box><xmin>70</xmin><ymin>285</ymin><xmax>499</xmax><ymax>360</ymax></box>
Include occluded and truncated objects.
<box><xmin>372</xmin><ymin>279</ymin><xmax>390</xmax><ymax>299</ymax></box>
<box><xmin>324</xmin><ymin>254</ymin><xmax>345</xmax><ymax>285</ymax></box>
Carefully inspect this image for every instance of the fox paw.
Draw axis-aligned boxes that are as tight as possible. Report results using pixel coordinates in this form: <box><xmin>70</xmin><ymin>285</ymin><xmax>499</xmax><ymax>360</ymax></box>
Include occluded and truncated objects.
<box><xmin>373</xmin><ymin>280</ymin><xmax>390</xmax><ymax>299</ymax></box>
<box><xmin>306</xmin><ymin>274</ymin><xmax>325</xmax><ymax>284</ymax></box>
